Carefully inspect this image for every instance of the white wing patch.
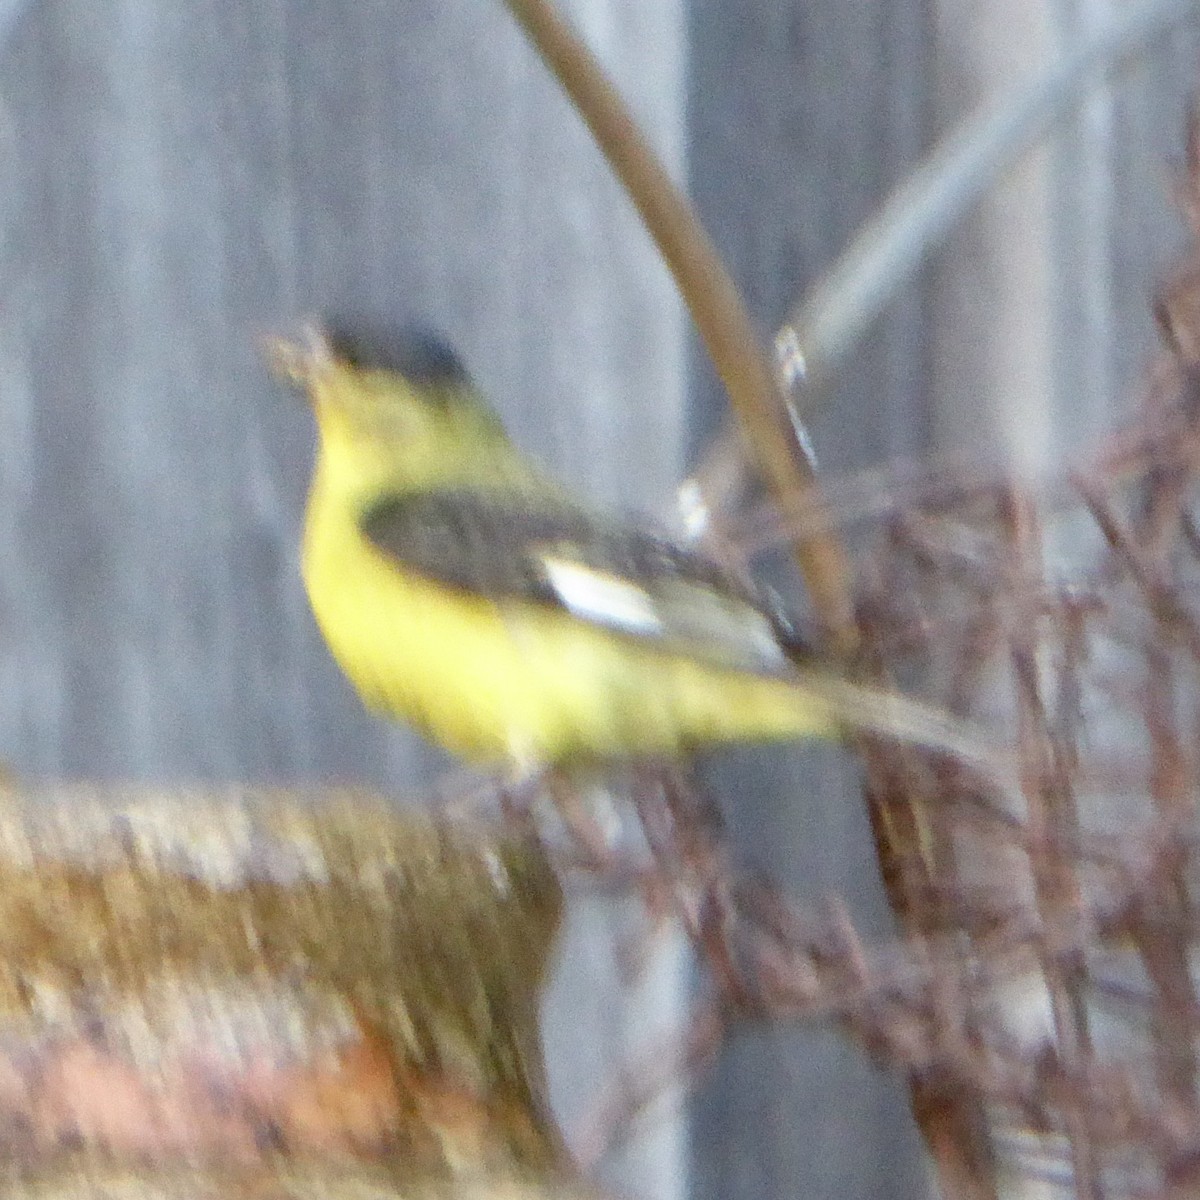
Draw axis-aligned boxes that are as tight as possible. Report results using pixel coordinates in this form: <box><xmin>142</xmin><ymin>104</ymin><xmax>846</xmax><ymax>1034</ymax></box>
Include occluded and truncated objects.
<box><xmin>540</xmin><ymin>556</ymin><xmax>666</xmax><ymax>637</ymax></box>
<box><xmin>537</xmin><ymin>548</ymin><xmax>789</xmax><ymax>673</ymax></box>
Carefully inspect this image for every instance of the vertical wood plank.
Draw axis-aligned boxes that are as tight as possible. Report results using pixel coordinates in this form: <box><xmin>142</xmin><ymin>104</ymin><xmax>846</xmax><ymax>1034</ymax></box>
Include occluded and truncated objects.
<box><xmin>0</xmin><ymin>2</ymin><xmax>687</xmax><ymax>1196</ymax></box>
<box><xmin>686</xmin><ymin>3</ymin><xmax>934</xmax><ymax>1200</ymax></box>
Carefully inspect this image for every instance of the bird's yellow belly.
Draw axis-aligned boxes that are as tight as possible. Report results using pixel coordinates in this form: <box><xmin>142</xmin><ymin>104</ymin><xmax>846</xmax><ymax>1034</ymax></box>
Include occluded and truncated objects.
<box><xmin>302</xmin><ymin>502</ymin><xmax>835</xmax><ymax>767</ymax></box>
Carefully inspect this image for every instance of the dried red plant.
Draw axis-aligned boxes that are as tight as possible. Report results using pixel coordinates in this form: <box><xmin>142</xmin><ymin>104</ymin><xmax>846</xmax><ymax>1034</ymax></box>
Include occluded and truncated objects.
<box><xmin>555</xmin><ymin>105</ymin><xmax>1200</xmax><ymax>1200</ymax></box>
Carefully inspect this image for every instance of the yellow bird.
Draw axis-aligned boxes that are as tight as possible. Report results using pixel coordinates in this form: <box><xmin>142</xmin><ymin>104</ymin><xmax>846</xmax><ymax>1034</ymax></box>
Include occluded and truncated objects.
<box><xmin>273</xmin><ymin>321</ymin><xmax>983</xmax><ymax>772</ymax></box>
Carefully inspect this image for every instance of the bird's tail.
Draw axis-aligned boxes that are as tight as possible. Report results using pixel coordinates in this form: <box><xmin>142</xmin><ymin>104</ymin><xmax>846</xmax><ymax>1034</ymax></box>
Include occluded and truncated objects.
<box><xmin>789</xmin><ymin>665</ymin><xmax>1004</xmax><ymax>781</ymax></box>
<box><xmin>766</xmin><ymin>616</ymin><xmax>998</xmax><ymax>774</ymax></box>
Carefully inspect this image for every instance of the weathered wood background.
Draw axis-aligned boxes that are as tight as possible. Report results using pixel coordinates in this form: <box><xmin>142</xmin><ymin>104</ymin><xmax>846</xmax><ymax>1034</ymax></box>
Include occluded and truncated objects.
<box><xmin>0</xmin><ymin>1</ymin><xmax>1198</xmax><ymax>1198</ymax></box>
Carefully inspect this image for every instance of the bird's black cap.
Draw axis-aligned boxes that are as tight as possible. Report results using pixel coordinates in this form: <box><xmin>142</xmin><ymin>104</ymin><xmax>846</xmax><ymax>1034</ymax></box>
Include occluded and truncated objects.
<box><xmin>321</xmin><ymin>318</ymin><xmax>471</xmax><ymax>387</ymax></box>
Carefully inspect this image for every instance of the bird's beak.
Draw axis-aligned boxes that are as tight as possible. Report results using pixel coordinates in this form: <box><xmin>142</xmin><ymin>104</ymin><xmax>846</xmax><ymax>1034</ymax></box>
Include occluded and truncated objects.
<box><xmin>261</xmin><ymin>321</ymin><xmax>335</xmax><ymax>396</ymax></box>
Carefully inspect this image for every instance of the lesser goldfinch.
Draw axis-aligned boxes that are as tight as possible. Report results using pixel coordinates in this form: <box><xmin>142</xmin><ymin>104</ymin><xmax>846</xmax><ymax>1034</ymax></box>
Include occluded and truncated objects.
<box><xmin>273</xmin><ymin>321</ymin><xmax>984</xmax><ymax>771</ymax></box>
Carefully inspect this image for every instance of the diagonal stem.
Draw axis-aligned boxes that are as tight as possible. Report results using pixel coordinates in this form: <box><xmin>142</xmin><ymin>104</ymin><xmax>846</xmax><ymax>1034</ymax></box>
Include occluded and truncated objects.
<box><xmin>499</xmin><ymin>0</ymin><xmax>857</xmax><ymax>649</ymax></box>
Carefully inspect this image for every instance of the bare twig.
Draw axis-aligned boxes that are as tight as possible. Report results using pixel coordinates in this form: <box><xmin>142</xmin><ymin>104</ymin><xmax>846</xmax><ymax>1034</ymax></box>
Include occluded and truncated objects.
<box><xmin>499</xmin><ymin>0</ymin><xmax>858</xmax><ymax>648</ymax></box>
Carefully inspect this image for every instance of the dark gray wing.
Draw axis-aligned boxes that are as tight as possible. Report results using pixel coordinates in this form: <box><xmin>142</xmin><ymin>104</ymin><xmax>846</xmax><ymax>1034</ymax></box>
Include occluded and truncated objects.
<box><xmin>360</xmin><ymin>488</ymin><xmax>806</xmax><ymax>673</ymax></box>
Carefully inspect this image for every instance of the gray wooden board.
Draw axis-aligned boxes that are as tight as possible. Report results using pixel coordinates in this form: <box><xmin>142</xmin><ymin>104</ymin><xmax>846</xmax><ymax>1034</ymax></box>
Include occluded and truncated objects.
<box><xmin>688</xmin><ymin>3</ymin><xmax>1200</xmax><ymax>1200</ymax></box>
<box><xmin>0</xmin><ymin>0</ymin><xmax>689</xmax><ymax>1195</ymax></box>
<box><xmin>0</xmin><ymin>0</ymin><xmax>687</xmax><ymax>784</ymax></box>
<box><xmin>687</xmin><ymin>2</ymin><xmax>934</xmax><ymax>1199</ymax></box>
<box><xmin>3</xmin><ymin>0</ymin><xmax>1197</xmax><ymax>1198</ymax></box>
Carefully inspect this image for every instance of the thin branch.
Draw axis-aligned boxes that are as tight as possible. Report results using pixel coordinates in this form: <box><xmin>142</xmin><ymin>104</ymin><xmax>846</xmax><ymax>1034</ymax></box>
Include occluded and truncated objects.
<box><xmin>687</xmin><ymin>0</ymin><xmax>1199</xmax><ymax>519</ymax></box>
<box><xmin>498</xmin><ymin>0</ymin><xmax>858</xmax><ymax>647</ymax></box>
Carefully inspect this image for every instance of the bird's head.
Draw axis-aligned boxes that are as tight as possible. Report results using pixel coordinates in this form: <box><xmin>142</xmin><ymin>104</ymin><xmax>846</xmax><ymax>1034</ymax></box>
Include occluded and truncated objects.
<box><xmin>267</xmin><ymin>319</ymin><xmax>511</xmax><ymax>485</ymax></box>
